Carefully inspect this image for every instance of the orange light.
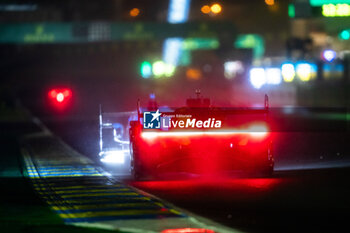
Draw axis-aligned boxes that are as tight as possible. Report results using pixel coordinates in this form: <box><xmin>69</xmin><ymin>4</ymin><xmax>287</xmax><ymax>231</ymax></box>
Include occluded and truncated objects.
<box><xmin>211</xmin><ymin>3</ymin><xmax>222</xmax><ymax>14</ymax></box>
<box><xmin>49</xmin><ymin>90</ymin><xmax>57</xmax><ymax>98</ymax></box>
<box><xmin>201</xmin><ymin>5</ymin><xmax>211</xmax><ymax>14</ymax></box>
<box><xmin>186</xmin><ymin>68</ymin><xmax>201</xmax><ymax>80</ymax></box>
<box><xmin>265</xmin><ymin>0</ymin><xmax>275</xmax><ymax>6</ymax></box>
<box><xmin>63</xmin><ymin>89</ymin><xmax>71</xmax><ymax>98</ymax></box>
<box><xmin>130</xmin><ymin>8</ymin><xmax>140</xmax><ymax>17</ymax></box>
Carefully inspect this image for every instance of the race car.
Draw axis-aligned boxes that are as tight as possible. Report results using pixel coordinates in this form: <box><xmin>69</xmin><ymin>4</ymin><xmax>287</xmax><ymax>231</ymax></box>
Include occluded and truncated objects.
<box><xmin>129</xmin><ymin>92</ymin><xmax>274</xmax><ymax>179</ymax></box>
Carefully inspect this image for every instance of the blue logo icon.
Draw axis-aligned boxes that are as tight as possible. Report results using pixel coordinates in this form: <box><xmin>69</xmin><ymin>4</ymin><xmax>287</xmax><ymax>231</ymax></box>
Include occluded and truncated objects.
<box><xmin>143</xmin><ymin>109</ymin><xmax>161</xmax><ymax>129</ymax></box>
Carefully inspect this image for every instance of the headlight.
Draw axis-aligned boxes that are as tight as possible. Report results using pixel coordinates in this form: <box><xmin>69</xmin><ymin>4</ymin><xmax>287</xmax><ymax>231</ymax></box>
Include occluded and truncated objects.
<box><xmin>100</xmin><ymin>150</ymin><xmax>126</xmax><ymax>164</ymax></box>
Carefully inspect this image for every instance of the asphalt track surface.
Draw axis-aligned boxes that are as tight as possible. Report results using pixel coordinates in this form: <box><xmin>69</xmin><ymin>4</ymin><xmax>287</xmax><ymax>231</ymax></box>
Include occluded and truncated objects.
<box><xmin>37</xmin><ymin>109</ymin><xmax>350</xmax><ymax>233</ymax></box>
<box><xmin>21</xmin><ymin>124</ymin><xmax>235</xmax><ymax>233</ymax></box>
<box><xmin>129</xmin><ymin>168</ymin><xmax>350</xmax><ymax>233</ymax></box>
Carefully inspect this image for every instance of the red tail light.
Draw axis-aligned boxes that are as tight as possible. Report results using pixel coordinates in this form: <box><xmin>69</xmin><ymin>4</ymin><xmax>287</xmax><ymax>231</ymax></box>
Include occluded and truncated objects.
<box><xmin>162</xmin><ymin>228</ymin><xmax>215</xmax><ymax>233</ymax></box>
<box><xmin>141</xmin><ymin>123</ymin><xmax>268</xmax><ymax>140</ymax></box>
<box><xmin>47</xmin><ymin>88</ymin><xmax>73</xmax><ymax>111</ymax></box>
<box><xmin>48</xmin><ymin>88</ymin><xmax>71</xmax><ymax>103</ymax></box>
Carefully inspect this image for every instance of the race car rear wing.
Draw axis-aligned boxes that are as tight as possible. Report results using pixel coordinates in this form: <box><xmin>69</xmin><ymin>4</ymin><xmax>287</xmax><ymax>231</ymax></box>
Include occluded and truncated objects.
<box><xmin>136</xmin><ymin>94</ymin><xmax>270</xmax><ymax>122</ymax></box>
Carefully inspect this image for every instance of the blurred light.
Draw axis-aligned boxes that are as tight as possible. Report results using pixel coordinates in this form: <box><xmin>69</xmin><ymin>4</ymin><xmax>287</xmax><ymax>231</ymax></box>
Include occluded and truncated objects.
<box><xmin>163</xmin><ymin>1</ymin><xmax>190</xmax><ymax>74</ymax></box>
<box><xmin>163</xmin><ymin>38</ymin><xmax>183</xmax><ymax>66</ymax></box>
<box><xmin>322</xmin><ymin>4</ymin><xmax>336</xmax><ymax>16</ymax></box>
<box><xmin>49</xmin><ymin>89</ymin><xmax>57</xmax><ymax>99</ymax></box>
<box><xmin>337</xmin><ymin>4</ymin><xmax>350</xmax><ymax>15</ymax></box>
<box><xmin>296</xmin><ymin>63</ymin><xmax>312</xmax><ymax>81</ymax></box>
<box><xmin>322</xmin><ymin>4</ymin><xmax>350</xmax><ymax>17</ymax></box>
<box><xmin>235</xmin><ymin>34</ymin><xmax>265</xmax><ymax>59</ymax></box>
<box><xmin>182</xmin><ymin>38</ymin><xmax>219</xmax><ymax>50</ymax></box>
<box><xmin>56</xmin><ymin>93</ymin><xmax>64</xmax><ymax>103</ymax></box>
<box><xmin>179</xmin><ymin>50</ymin><xmax>191</xmax><ymax>66</ymax></box>
<box><xmin>339</xmin><ymin>29</ymin><xmax>350</xmax><ymax>40</ymax></box>
<box><xmin>210</xmin><ymin>3</ymin><xmax>222</xmax><ymax>14</ymax></box>
<box><xmin>142</xmin><ymin>124</ymin><xmax>268</xmax><ymax>139</ymax></box>
<box><xmin>265</xmin><ymin>0</ymin><xmax>275</xmax><ymax>6</ymax></box>
<box><xmin>249</xmin><ymin>68</ymin><xmax>266</xmax><ymax>89</ymax></box>
<box><xmin>100</xmin><ymin>151</ymin><xmax>125</xmax><ymax>164</ymax></box>
<box><xmin>224</xmin><ymin>61</ymin><xmax>244</xmax><ymax>79</ymax></box>
<box><xmin>153</xmin><ymin>61</ymin><xmax>166</xmax><ymax>77</ymax></box>
<box><xmin>311</xmin><ymin>0</ymin><xmax>350</xmax><ymax>7</ymax></box>
<box><xmin>281</xmin><ymin>63</ymin><xmax>295</xmax><ymax>82</ymax></box>
<box><xmin>164</xmin><ymin>63</ymin><xmax>176</xmax><ymax>77</ymax></box>
<box><xmin>0</xmin><ymin>4</ymin><xmax>37</xmax><ymax>11</ymax></box>
<box><xmin>310</xmin><ymin>63</ymin><xmax>317</xmax><ymax>79</ymax></box>
<box><xmin>63</xmin><ymin>89</ymin><xmax>71</xmax><ymax>97</ymax></box>
<box><xmin>150</xmin><ymin>93</ymin><xmax>156</xmax><ymax>99</ymax></box>
<box><xmin>48</xmin><ymin>88</ymin><xmax>72</xmax><ymax>111</ymax></box>
<box><xmin>266</xmin><ymin>68</ymin><xmax>282</xmax><ymax>85</ymax></box>
<box><xmin>248</xmin><ymin>124</ymin><xmax>268</xmax><ymax>137</ymax></box>
<box><xmin>129</xmin><ymin>8</ymin><xmax>140</xmax><ymax>17</ymax></box>
<box><xmin>168</xmin><ymin>0</ymin><xmax>191</xmax><ymax>24</ymax></box>
<box><xmin>186</xmin><ymin>68</ymin><xmax>201</xmax><ymax>80</ymax></box>
<box><xmin>324</xmin><ymin>63</ymin><xmax>344</xmax><ymax>79</ymax></box>
<box><xmin>48</xmin><ymin>88</ymin><xmax>72</xmax><ymax>104</ymax></box>
<box><xmin>323</xmin><ymin>49</ymin><xmax>336</xmax><ymax>62</ymax></box>
<box><xmin>165</xmin><ymin>0</ymin><xmax>190</xmax><ymax>71</ymax></box>
<box><xmin>152</xmin><ymin>61</ymin><xmax>175</xmax><ymax>78</ymax></box>
<box><xmin>162</xmin><ymin>228</ymin><xmax>215</xmax><ymax>233</ymax></box>
<box><xmin>201</xmin><ymin>5</ymin><xmax>211</xmax><ymax>14</ymax></box>
<box><xmin>140</xmin><ymin>61</ymin><xmax>152</xmax><ymax>78</ymax></box>
<box><xmin>288</xmin><ymin>4</ymin><xmax>295</xmax><ymax>18</ymax></box>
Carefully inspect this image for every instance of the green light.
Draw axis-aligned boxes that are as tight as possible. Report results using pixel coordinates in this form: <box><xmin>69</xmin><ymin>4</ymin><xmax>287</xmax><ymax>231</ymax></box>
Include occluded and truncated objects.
<box><xmin>24</xmin><ymin>25</ymin><xmax>55</xmax><ymax>43</ymax></box>
<box><xmin>164</xmin><ymin>64</ymin><xmax>175</xmax><ymax>77</ymax></box>
<box><xmin>179</xmin><ymin>50</ymin><xmax>191</xmax><ymax>66</ymax></box>
<box><xmin>310</xmin><ymin>0</ymin><xmax>350</xmax><ymax>7</ymax></box>
<box><xmin>322</xmin><ymin>4</ymin><xmax>350</xmax><ymax>16</ymax></box>
<box><xmin>140</xmin><ymin>61</ymin><xmax>152</xmax><ymax>78</ymax></box>
<box><xmin>288</xmin><ymin>4</ymin><xmax>295</xmax><ymax>18</ymax></box>
<box><xmin>234</xmin><ymin>34</ymin><xmax>265</xmax><ymax>59</ymax></box>
<box><xmin>152</xmin><ymin>61</ymin><xmax>165</xmax><ymax>77</ymax></box>
<box><xmin>182</xmin><ymin>38</ymin><xmax>219</xmax><ymax>50</ymax></box>
<box><xmin>152</xmin><ymin>61</ymin><xmax>175</xmax><ymax>78</ymax></box>
<box><xmin>339</xmin><ymin>30</ymin><xmax>350</xmax><ymax>40</ymax></box>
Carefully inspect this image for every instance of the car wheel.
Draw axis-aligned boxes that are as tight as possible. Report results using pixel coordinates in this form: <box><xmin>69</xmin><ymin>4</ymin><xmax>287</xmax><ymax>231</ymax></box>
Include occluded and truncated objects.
<box><xmin>130</xmin><ymin>142</ymin><xmax>147</xmax><ymax>180</ymax></box>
